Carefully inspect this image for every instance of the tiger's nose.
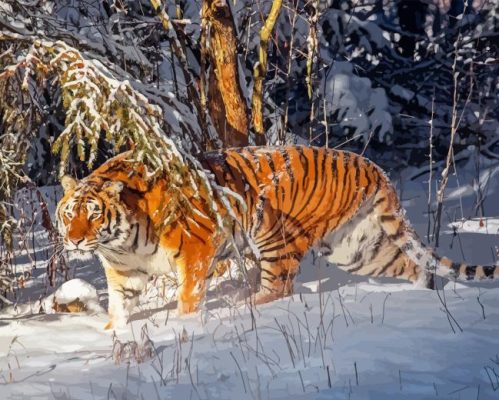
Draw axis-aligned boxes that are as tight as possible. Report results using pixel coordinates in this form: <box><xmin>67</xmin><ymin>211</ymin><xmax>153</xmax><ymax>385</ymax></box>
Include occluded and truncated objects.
<box><xmin>69</xmin><ymin>238</ymin><xmax>84</xmax><ymax>247</ymax></box>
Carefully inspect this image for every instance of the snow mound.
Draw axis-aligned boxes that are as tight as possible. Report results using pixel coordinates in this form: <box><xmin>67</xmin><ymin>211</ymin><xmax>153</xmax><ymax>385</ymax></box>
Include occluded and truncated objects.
<box><xmin>326</xmin><ymin>61</ymin><xmax>392</xmax><ymax>143</ymax></box>
<box><xmin>2</xmin><ymin>285</ymin><xmax>499</xmax><ymax>399</ymax></box>
<box><xmin>447</xmin><ymin>217</ymin><xmax>499</xmax><ymax>235</ymax></box>
<box><xmin>42</xmin><ymin>279</ymin><xmax>104</xmax><ymax>314</ymax></box>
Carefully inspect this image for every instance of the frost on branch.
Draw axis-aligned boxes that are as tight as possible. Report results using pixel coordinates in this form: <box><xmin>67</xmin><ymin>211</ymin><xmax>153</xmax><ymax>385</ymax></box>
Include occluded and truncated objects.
<box><xmin>0</xmin><ymin>39</ymin><xmax>241</xmax><ymax>241</ymax></box>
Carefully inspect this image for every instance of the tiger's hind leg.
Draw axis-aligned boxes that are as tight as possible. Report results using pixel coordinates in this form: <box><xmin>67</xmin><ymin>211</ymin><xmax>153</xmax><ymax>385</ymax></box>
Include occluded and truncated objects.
<box><xmin>255</xmin><ymin>257</ymin><xmax>301</xmax><ymax>305</ymax></box>
<box><xmin>414</xmin><ymin>270</ymin><xmax>435</xmax><ymax>289</ymax></box>
<box><xmin>339</xmin><ymin>239</ymin><xmax>432</xmax><ymax>288</ymax></box>
<box><xmin>373</xmin><ymin>188</ymin><xmax>435</xmax><ymax>289</ymax></box>
<box><xmin>323</xmin><ymin>211</ymin><xmax>432</xmax><ymax>287</ymax></box>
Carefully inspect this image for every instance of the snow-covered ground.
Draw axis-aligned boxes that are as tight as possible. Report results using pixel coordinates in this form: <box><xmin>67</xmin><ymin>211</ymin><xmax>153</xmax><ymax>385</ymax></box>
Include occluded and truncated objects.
<box><xmin>1</xmin><ymin>153</ymin><xmax>498</xmax><ymax>399</ymax></box>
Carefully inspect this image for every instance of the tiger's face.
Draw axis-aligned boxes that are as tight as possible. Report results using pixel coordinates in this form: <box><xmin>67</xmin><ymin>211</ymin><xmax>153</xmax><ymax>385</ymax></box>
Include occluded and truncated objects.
<box><xmin>56</xmin><ymin>176</ymin><xmax>131</xmax><ymax>260</ymax></box>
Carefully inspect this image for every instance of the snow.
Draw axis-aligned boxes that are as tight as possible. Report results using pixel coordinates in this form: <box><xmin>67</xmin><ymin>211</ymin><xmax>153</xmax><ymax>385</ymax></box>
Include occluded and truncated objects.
<box><xmin>1</xmin><ymin>283</ymin><xmax>499</xmax><ymax>399</ymax></box>
<box><xmin>0</xmin><ymin>157</ymin><xmax>498</xmax><ymax>399</ymax></box>
<box><xmin>40</xmin><ymin>279</ymin><xmax>104</xmax><ymax>315</ymax></box>
<box><xmin>325</xmin><ymin>61</ymin><xmax>392</xmax><ymax>143</ymax></box>
<box><xmin>448</xmin><ymin>218</ymin><xmax>499</xmax><ymax>236</ymax></box>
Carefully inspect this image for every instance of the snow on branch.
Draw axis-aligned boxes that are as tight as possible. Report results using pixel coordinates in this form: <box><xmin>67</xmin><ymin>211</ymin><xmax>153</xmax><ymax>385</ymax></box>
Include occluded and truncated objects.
<box><xmin>0</xmin><ymin>38</ymin><xmax>242</xmax><ymax>238</ymax></box>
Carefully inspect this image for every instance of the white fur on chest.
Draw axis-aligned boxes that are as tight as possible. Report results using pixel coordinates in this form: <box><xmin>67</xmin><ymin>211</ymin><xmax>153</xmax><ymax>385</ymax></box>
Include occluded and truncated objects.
<box><xmin>145</xmin><ymin>246</ymin><xmax>176</xmax><ymax>275</ymax></box>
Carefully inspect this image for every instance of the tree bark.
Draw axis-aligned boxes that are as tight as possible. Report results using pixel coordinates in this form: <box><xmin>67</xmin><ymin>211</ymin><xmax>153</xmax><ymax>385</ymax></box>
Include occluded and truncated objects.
<box><xmin>202</xmin><ymin>0</ymin><xmax>249</xmax><ymax>147</ymax></box>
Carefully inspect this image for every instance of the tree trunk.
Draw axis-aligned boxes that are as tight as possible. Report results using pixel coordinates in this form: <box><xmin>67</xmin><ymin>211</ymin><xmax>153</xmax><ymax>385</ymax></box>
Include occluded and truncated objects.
<box><xmin>202</xmin><ymin>0</ymin><xmax>249</xmax><ymax>147</ymax></box>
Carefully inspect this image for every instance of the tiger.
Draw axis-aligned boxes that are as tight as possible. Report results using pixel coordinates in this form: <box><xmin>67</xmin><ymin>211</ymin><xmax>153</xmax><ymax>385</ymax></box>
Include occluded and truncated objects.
<box><xmin>56</xmin><ymin>145</ymin><xmax>499</xmax><ymax>329</ymax></box>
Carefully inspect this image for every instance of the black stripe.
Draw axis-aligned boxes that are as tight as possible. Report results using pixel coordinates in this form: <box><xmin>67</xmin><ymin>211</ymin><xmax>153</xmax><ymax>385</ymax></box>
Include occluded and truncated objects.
<box><xmin>320</xmin><ymin>152</ymin><xmax>339</xmax><ymax>235</ymax></box>
<box><xmin>338</xmin><ymin>152</ymin><xmax>351</xmax><ymax>213</ymax></box>
<box><xmin>283</xmin><ymin>156</ymin><xmax>334</xmax><ymax>239</ymax></box>
<box><xmin>450</xmin><ymin>262</ymin><xmax>461</xmax><ymax>277</ymax></box>
<box><xmin>131</xmin><ymin>223</ymin><xmax>140</xmax><ymax>251</ymax></box>
<box><xmin>376</xmin><ymin>248</ymin><xmax>403</xmax><ymax>276</ymax></box>
<box><xmin>232</xmin><ymin>151</ymin><xmax>260</xmax><ymax>189</ymax></box>
<box><xmin>173</xmin><ymin>233</ymin><xmax>184</xmax><ymax>258</ymax></box>
<box><xmin>258</xmin><ymin>220</ymin><xmax>312</xmax><ymax>252</ymax></box>
<box><xmin>103</xmin><ymin>208</ymin><xmax>112</xmax><ymax>235</ymax></box>
<box><xmin>483</xmin><ymin>266</ymin><xmax>495</xmax><ymax>278</ymax></box>
<box><xmin>225</xmin><ymin>158</ymin><xmax>246</xmax><ymax>218</ymax></box>
<box><xmin>260</xmin><ymin>252</ymin><xmax>302</xmax><ymax>263</ymax></box>
<box><xmin>229</xmin><ymin>152</ymin><xmax>257</xmax><ymax>231</ymax></box>
<box><xmin>242</xmin><ymin>185</ymin><xmax>254</xmax><ymax>232</ymax></box>
<box><xmin>255</xmin><ymin>216</ymin><xmax>284</xmax><ymax>247</ymax></box>
<box><xmin>145</xmin><ymin>218</ymin><xmax>151</xmax><ymax>245</ymax></box>
<box><xmin>370</xmin><ymin>235</ymin><xmax>386</xmax><ymax>260</ymax></box>
<box><xmin>283</xmin><ymin>148</ymin><xmax>304</xmax><ymax>218</ymax></box>
<box><xmin>373</xmin><ymin>197</ymin><xmax>385</xmax><ymax>207</ymax></box>
<box><xmin>386</xmin><ymin>223</ymin><xmax>405</xmax><ymax>241</ymax></box>
<box><xmin>114</xmin><ymin>209</ymin><xmax>122</xmax><ymax>230</ymax></box>
<box><xmin>348</xmin><ymin>234</ymin><xmax>385</xmax><ymax>272</ymax></box>
<box><xmin>279</xmin><ymin>270</ymin><xmax>296</xmax><ymax>282</ymax></box>
<box><xmin>264</xmin><ymin>152</ymin><xmax>279</xmax><ymax>202</ymax></box>
<box><xmin>189</xmin><ymin>229</ymin><xmax>207</xmax><ymax>245</ymax></box>
<box><xmin>292</xmin><ymin>148</ymin><xmax>320</xmax><ymax>221</ymax></box>
<box><xmin>296</xmin><ymin>147</ymin><xmax>308</xmax><ymax>185</ymax></box>
<box><xmin>151</xmin><ymin>241</ymin><xmax>159</xmax><ymax>255</ymax></box>
<box><xmin>205</xmin><ymin>156</ymin><xmax>227</xmax><ymax>187</ymax></box>
<box><xmin>261</xmin><ymin>268</ymin><xmax>277</xmax><ymax>278</ymax></box>
<box><xmin>224</xmin><ymin>158</ymin><xmax>240</xmax><ymax>185</ymax></box>
<box><xmin>122</xmin><ymin>186</ymin><xmax>148</xmax><ymax>196</ymax></box>
<box><xmin>363</xmin><ymin>161</ymin><xmax>372</xmax><ymax>194</ymax></box>
<box><xmin>465</xmin><ymin>265</ymin><xmax>476</xmax><ymax>280</ymax></box>
<box><xmin>191</xmin><ymin>217</ymin><xmax>214</xmax><ymax>234</ymax></box>
<box><xmin>288</xmin><ymin>176</ymin><xmax>301</xmax><ymax>217</ymax></box>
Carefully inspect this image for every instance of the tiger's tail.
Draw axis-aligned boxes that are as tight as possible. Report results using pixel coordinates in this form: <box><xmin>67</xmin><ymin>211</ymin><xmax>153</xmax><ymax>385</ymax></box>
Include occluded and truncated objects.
<box><xmin>375</xmin><ymin>182</ymin><xmax>499</xmax><ymax>283</ymax></box>
<box><xmin>400</xmin><ymin>226</ymin><xmax>498</xmax><ymax>282</ymax></box>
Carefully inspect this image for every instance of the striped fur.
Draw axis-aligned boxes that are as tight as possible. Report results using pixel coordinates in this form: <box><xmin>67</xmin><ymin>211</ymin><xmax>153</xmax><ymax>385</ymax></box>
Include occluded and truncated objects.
<box><xmin>56</xmin><ymin>146</ymin><xmax>499</xmax><ymax>328</ymax></box>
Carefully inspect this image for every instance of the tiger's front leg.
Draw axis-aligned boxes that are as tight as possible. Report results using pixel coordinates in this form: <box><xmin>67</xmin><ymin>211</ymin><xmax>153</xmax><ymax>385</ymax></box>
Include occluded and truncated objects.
<box><xmin>173</xmin><ymin>239</ymin><xmax>218</xmax><ymax>315</ymax></box>
<box><xmin>104</xmin><ymin>266</ymin><xmax>148</xmax><ymax>330</ymax></box>
<box><xmin>176</xmin><ymin>259</ymin><xmax>211</xmax><ymax>315</ymax></box>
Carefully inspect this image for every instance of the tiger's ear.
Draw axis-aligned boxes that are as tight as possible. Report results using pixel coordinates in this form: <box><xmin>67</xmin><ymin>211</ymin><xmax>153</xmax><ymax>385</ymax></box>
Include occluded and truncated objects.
<box><xmin>102</xmin><ymin>181</ymin><xmax>124</xmax><ymax>196</ymax></box>
<box><xmin>61</xmin><ymin>176</ymin><xmax>77</xmax><ymax>193</ymax></box>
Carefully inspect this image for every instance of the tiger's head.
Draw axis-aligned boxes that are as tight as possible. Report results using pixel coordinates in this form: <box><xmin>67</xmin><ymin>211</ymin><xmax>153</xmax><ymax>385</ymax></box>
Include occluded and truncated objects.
<box><xmin>56</xmin><ymin>176</ymin><xmax>131</xmax><ymax>260</ymax></box>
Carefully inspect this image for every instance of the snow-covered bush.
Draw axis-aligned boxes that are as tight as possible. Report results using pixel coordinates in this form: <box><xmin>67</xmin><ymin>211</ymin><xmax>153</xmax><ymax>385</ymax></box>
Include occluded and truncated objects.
<box><xmin>325</xmin><ymin>62</ymin><xmax>392</xmax><ymax>144</ymax></box>
<box><xmin>41</xmin><ymin>278</ymin><xmax>103</xmax><ymax>314</ymax></box>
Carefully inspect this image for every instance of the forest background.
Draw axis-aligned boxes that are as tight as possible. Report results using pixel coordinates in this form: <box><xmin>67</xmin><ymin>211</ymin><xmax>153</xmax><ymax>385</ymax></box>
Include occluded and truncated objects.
<box><xmin>0</xmin><ymin>0</ymin><xmax>497</xmax><ymax>301</ymax></box>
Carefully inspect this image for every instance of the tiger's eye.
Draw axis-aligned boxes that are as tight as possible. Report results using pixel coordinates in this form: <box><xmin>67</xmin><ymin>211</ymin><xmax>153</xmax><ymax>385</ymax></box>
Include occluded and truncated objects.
<box><xmin>89</xmin><ymin>212</ymin><xmax>102</xmax><ymax>221</ymax></box>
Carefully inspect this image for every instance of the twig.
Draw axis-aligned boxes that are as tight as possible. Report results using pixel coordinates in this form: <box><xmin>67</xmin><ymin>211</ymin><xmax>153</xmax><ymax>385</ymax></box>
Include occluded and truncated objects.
<box><xmin>252</xmin><ymin>0</ymin><xmax>282</xmax><ymax>138</ymax></box>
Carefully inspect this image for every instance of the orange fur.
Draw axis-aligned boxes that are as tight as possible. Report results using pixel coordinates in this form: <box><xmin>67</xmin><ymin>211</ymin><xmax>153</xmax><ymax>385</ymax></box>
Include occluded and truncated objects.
<box><xmin>56</xmin><ymin>146</ymin><xmax>498</xmax><ymax>327</ymax></box>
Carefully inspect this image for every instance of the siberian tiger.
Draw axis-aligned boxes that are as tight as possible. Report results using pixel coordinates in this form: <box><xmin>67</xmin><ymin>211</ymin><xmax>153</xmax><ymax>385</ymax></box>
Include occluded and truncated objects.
<box><xmin>56</xmin><ymin>146</ymin><xmax>498</xmax><ymax>329</ymax></box>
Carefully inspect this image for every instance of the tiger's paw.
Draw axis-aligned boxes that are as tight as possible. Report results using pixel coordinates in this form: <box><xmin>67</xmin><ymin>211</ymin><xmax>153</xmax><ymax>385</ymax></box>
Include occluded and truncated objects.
<box><xmin>254</xmin><ymin>291</ymin><xmax>283</xmax><ymax>305</ymax></box>
<box><xmin>177</xmin><ymin>300</ymin><xmax>199</xmax><ymax>316</ymax></box>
